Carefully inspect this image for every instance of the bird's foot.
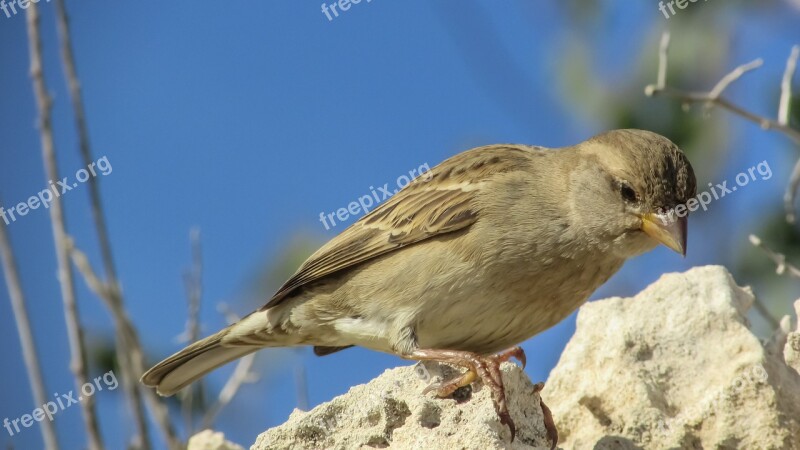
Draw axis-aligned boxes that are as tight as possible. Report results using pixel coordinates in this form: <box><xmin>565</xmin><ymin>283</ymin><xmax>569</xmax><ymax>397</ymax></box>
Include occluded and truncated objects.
<box><xmin>533</xmin><ymin>382</ymin><xmax>558</xmax><ymax>450</ymax></box>
<box><xmin>407</xmin><ymin>346</ymin><xmax>526</xmax><ymax>441</ymax></box>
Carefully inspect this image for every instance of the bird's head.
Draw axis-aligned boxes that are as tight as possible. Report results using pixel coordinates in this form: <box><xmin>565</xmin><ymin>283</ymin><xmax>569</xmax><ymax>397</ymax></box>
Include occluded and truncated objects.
<box><xmin>568</xmin><ymin>129</ymin><xmax>697</xmax><ymax>259</ymax></box>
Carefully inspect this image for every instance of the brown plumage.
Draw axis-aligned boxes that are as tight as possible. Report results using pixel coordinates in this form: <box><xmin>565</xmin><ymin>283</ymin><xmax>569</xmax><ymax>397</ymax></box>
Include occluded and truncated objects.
<box><xmin>141</xmin><ymin>129</ymin><xmax>696</xmax><ymax>445</ymax></box>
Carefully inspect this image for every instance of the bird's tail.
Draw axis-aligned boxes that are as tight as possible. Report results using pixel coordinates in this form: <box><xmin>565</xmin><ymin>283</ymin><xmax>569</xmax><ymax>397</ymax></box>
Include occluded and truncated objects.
<box><xmin>140</xmin><ymin>330</ymin><xmax>257</xmax><ymax>396</ymax></box>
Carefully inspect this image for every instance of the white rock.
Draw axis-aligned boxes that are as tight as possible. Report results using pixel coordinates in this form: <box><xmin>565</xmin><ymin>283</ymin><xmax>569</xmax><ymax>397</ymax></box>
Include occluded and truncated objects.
<box><xmin>251</xmin><ymin>361</ymin><xmax>553</xmax><ymax>449</ymax></box>
<box><xmin>192</xmin><ymin>266</ymin><xmax>800</xmax><ymax>449</ymax></box>
<box><xmin>784</xmin><ymin>299</ymin><xmax>800</xmax><ymax>374</ymax></box>
<box><xmin>544</xmin><ymin>265</ymin><xmax>800</xmax><ymax>449</ymax></box>
<box><xmin>188</xmin><ymin>429</ymin><xmax>245</xmax><ymax>450</ymax></box>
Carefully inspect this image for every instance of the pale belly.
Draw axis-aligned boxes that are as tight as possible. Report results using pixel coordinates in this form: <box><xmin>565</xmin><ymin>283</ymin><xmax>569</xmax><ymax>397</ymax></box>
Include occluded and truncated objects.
<box><xmin>413</xmin><ymin>263</ymin><xmax>617</xmax><ymax>354</ymax></box>
<box><xmin>320</xmin><ymin>251</ymin><xmax>623</xmax><ymax>356</ymax></box>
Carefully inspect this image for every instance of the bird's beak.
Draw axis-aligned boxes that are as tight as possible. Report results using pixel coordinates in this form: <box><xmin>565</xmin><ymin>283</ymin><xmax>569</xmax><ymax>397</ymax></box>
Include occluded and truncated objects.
<box><xmin>639</xmin><ymin>212</ymin><xmax>687</xmax><ymax>256</ymax></box>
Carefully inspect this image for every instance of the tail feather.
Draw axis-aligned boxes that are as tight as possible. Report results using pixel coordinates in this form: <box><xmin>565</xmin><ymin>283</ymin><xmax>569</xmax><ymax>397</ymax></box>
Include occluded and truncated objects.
<box><xmin>140</xmin><ymin>332</ymin><xmax>257</xmax><ymax>396</ymax></box>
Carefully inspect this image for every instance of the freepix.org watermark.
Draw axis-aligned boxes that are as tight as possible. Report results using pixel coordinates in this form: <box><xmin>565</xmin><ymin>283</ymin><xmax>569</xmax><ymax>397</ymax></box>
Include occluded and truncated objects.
<box><xmin>0</xmin><ymin>155</ymin><xmax>112</xmax><ymax>226</ymax></box>
<box><xmin>320</xmin><ymin>0</ymin><xmax>373</xmax><ymax>22</ymax></box>
<box><xmin>1</xmin><ymin>0</ymin><xmax>49</xmax><ymax>20</ymax></box>
<box><xmin>319</xmin><ymin>162</ymin><xmax>431</xmax><ymax>230</ymax></box>
<box><xmin>658</xmin><ymin>0</ymin><xmax>710</xmax><ymax>19</ymax></box>
<box><xmin>3</xmin><ymin>371</ymin><xmax>118</xmax><ymax>437</ymax></box>
<box><xmin>657</xmin><ymin>160</ymin><xmax>771</xmax><ymax>222</ymax></box>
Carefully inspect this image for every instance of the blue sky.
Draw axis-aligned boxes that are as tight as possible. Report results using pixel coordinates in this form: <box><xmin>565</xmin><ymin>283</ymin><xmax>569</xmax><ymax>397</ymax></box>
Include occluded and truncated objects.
<box><xmin>1</xmin><ymin>1</ymin><xmax>798</xmax><ymax>449</ymax></box>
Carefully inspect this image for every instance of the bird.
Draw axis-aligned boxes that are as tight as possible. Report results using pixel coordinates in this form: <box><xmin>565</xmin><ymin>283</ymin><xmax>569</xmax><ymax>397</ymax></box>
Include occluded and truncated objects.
<box><xmin>141</xmin><ymin>129</ymin><xmax>696</xmax><ymax>446</ymax></box>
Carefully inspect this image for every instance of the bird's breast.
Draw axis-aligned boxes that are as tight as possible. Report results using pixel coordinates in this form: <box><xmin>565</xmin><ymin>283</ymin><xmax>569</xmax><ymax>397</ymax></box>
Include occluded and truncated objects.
<box><xmin>413</xmin><ymin>248</ymin><xmax>624</xmax><ymax>354</ymax></box>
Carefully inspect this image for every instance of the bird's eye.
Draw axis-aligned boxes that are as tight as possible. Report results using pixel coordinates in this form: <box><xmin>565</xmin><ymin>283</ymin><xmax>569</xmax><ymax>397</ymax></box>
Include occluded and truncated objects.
<box><xmin>619</xmin><ymin>183</ymin><xmax>638</xmax><ymax>203</ymax></box>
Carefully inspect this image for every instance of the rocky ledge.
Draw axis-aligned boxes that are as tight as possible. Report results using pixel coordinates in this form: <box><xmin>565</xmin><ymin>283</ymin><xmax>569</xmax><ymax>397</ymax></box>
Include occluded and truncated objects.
<box><xmin>190</xmin><ymin>266</ymin><xmax>800</xmax><ymax>449</ymax></box>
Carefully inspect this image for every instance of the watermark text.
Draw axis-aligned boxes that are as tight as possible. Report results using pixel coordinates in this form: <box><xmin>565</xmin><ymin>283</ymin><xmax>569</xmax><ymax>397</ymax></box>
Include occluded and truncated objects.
<box><xmin>3</xmin><ymin>371</ymin><xmax>118</xmax><ymax>437</ymax></box>
<box><xmin>319</xmin><ymin>162</ymin><xmax>431</xmax><ymax>230</ymax></box>
<box><xmin>0</xmin><ymin>155</ymin><xmax>112</xmax><ymax>227</ymax></box>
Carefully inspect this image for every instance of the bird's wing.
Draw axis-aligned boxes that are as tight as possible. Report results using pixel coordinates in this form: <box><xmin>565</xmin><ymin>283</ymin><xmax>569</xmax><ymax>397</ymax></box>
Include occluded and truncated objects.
<box><xmin>261</xmin><ymin>145</ymin><xmax>534</xmax><ymax>310</ymax></box>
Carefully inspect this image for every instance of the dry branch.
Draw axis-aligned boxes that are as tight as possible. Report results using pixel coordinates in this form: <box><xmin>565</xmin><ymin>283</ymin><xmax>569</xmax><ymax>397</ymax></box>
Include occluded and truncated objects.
<box><xmin>0</xmin><ymin>215</ymin><xmax>60</xmax><ymax>450</ymax></box>
<box><xmin>201</xmin><ymin>304</ymin><xmax>259</xmax><ymax>429</ymax></box>
<box><xmin>645</xmin><ymin>32</ymin><xmax>800</xmax><ymax>328</ymax></box>
<box><xmin>749</xmin><ymin>234</ymin><xmax>800</xmax><ymax>329</ymax></box>
<box><xmin>25</xmin><ymin>4</ymin><xmax>103</xmax><ymax>449</ymax></box>
<box><xmin>52</xmin><ymin>1</ymin><xmax>181</xmax><ymax>447</ymax></box>
<box><xmin>749</xmin><ymin>234</ymin><xmax>800</xmax><ymax>279</ymax></box>
<box><xmin>645</xmin><ymin>33</ymin><xmax>800</xmax><ymax>223</ymax></box>
<box><xmin>180</xmin><ymin>228</ymin><xmax>203</xmax><ymax>434</ymax></box>
<box><xmin>645</xmin><ymin>33</ymin><xmax>800</xmax><ymax>145</ymax></box>
<box><xmin>52</xmin><ymin>0</ymin><xmax>150</xmax><ymax>443</ymax></box>
<box><xmin>779</xmin><ymin>46</ymin><xmax>800</xmax><ymax>127</ymax></box>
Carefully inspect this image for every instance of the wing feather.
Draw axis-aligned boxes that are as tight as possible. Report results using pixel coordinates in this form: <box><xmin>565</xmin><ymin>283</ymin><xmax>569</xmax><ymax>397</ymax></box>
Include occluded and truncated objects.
<box><xmin>261</xmin><ymin>145</ymin><xmax>535</xmax><ymax>309</ymax></box>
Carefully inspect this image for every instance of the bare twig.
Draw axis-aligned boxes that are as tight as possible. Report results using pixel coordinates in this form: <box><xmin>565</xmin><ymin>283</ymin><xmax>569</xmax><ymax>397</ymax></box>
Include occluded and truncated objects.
<box><xmin>785</xmin><ymin>158</ymin><xmax>800</xmax><ymax>224</ymax></box>
<box><xmin>69</xmin><ymin>243</ymin><xmax>181</xmax><ymax>450</ymax></box>
<box><xmin>52</xmin><ymin>1</ymin><xmax>150</xmax><ymax>447</ymax></box>
<box><xmin>52</xmin><ymin>1</ymin><xmax>179</xmax><ymax>447</ymax></box>
<box><xmin>656</xmin><ymin>32</ymin><xmax>670</xmax><ymax>90</ymax></box>
<box><xmin>645</xmin><ymin>33</ymin><xmax>800</xmax><ymax>145</ymax></box>
<box><xmin>779</xmin><ymin>45</ymin><xmax>799</xmax><ymax>126</ymax></box>
<box><xmin>294</xmin><ymin>349</ymin><xmax>310</xmax><ymax>411</ymax></box>
<box><xmin>780</xmin><ymin>46</ymin><xmax>800</xmax><ymax>222</ymax></box>
<box><xmin>72</xmin><ymin>239</ymin><xmax>181</xmax><ymax>446</ymax></box>
<box><xmin>649</xmin><ymin>86</ymin><xmax>800</xmax><ymax>142</ymax></box>
<box><xmin>52</xmin><ymin>0</ymin><xmax>118</xmax><ymax>287</ymax></box>
<box><xmin>25</xmin><ymin>4</ymin><xmax>103</xmax><ymax>449</ymax></box>
<box><xmin>201</xmin><ymin>304</ymin><xmax>259</xmax><ymax>429</ymax></box>
<box><xmin>749</xmin><ymin>235</ymin><xmax>800</xmax><ymax>279</ymax></box>
<box><xmin>180</xmin><ymin>228</ymin><xmax>203</xmax><ymax>347</ymax></box>
<box><xmin>180</xmin><ymin>228</ymin><xmax>203</xmax><ymax>434</ymax></box>
<box><xmin>67</xmin><ymin>238</ymin><xmax>109</xmax><ymax>299</ymax></box>
<box><xmin>644</xmin><ymin>33</ymin><xmax>800</xmax><ymax>326</ymax></box>
<box><xmin>200</xmin><ymin>353</ymin><xmax>258</xmax><ymax>430</ymax></box>
<box><xmin>646</xmin><ymin>33</ymin><xmax>800</xmax><ymax>225</ymax></box>
<box><xmin>0</xmin><ymin>213</ymin><xmax>60</xmax><ymax>450</ymax></box>
<box><xmin>708</xmin><ymin>59</ymin><xmax>763</xmax><ymax>100</ymax></box>
<box><xmin>749</xmin><ymin>234</ymin><xmax>799</xmax><ymax>329</ymax></box>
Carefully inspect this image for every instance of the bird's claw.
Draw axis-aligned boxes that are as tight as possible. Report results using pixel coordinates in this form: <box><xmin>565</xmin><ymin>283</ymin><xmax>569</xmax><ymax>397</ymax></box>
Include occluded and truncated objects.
<box><xmin>422</xmin><ymin>366</ymin><xmax>477</xmax><ymax>397</ymax></box>
<box><xmin>409</xmin><ymin>346</ymin><xmax>536</xmax><ymax>444</ymax></box>
<box><xmin>498</xmin><ymin>408</ymin><xmax>517</xmax><ymax>442</ymax></box>
<box><xmin>493</xmin><ymin>345</ymin><xmax>526</xmax><ymax>369</ymax></box>
<box><xmin>421</xmin><ymin>381</ymin><xmax>442</xmax><ymax>396</ymax></box>
<box><xmin>533</xmin><ymin>382</ymin><xmax>559</xmax><ymax>450</ymax></box>
<box><xmin>490</xmin><ymin>392</ymin><xmax>517</xmax><ymax>442</ymax></box>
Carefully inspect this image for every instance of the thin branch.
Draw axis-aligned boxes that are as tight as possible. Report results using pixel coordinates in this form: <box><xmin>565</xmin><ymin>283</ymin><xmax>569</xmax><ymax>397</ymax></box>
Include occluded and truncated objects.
<box><xmin>293</xmin><ymin>349</ymin><xmax>310</xmax><ymax>411</ymax></box>
<box><xmin>785</xmin><ymin>158</ymin><xmax>800</xmax><ymax>224</ymax></box>
<box><xmin>201</xmin><ymin>304</ymin><xmax>259</xmax><ymax>429</ymax></box>
<box><xmin>201</xmin><ymin>353</ymin><xmax>258</xmax><ymax>430</ymax></box>
<box><xmin>749</xmin><ymin>234</ymin><xmax>799</xmax><ymax>329</ymax></box>
<box><xmin>647</xmin><ymin>88</ymin><xmax>800</xmax><ymax>143</ymax></box>
<box><xmin>749</xmin><ymin>234</ymin><xmax>800</xmax><ymax>278</ymax></box>
<box><xmin>52</xmin><ymin>1</ymin><xmax>150</xmax><ymax>448</ymax></box>
<box><xmin>69</xmin><ymin>241</ymin><xmax>181</xmax><ymax>450</ymax></box>
<box><xmin>644</xmin><ymin>32</ymin><xmax>800</xmax><ymax>145</ymax></box>
<box><xmin>179</xmin><ymin>228</ymin><xmax>203</xmax><ymax>347</ymax></box>
<box><xmin>69</xmin><ymin>244</ymin><xmax>155</xmax><ymax>449</ymax></box>
<box><xmin>779</xmin><ymin>46</ymin><xmax>800</xmax><ymax>222</ymax></box>
<box><xmin>646</xmin><ymin>33</ymin><xmax>800</xmax><ymax>225</ymax></box>
<box><xmin>52</xmin><ymin>1</ymin><xmax>179</xmax><ymax>447</ymax></box>
<box><xmin>25</xmin><ymin>4</ymin><xmax>104</xmax><ymax>449</ymax></box>
<box><xmin>52</xmin><ymin>1</ymin><xmax>118</xmax><ymax>288</ymax></box>
<box><xmin>180</xmin><ymin>228</ymin><xmax>203</xmax><ymax>434</ymax></box>
<box><xmin>660</xmin><ymin>87</ymin><xmax>798</xmax><ymax>138</ymax></box>
<box><xmin>708</xmin><ymin>59</ymin><xmax>763</xmax><ymax>100</ymax></box>
<box><xmin>656</xmin><ymin>32</ymin><xmax>670</xmax><ymax>89</ymax></box>
<box><xmin>0</xmin><ymin>213</ymin><xmax>60</xmax><ymax>450</ymax></box>
<box><xmin>779</xmin><ymin>45</ymin><xmax>799</xmax><ymax>126</ymax></box>
<box><xmin>67</xmin><ymin>238</ymin><xmax>109</xmax><ymax>299</ymax></box>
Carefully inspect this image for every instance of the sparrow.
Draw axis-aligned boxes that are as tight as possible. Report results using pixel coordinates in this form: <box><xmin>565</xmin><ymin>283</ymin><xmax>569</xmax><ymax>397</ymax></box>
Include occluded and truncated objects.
<box><xmin>142</xmin><ymin>129</ymin><xmax>696</xmax><ymax>446</ymax></box>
